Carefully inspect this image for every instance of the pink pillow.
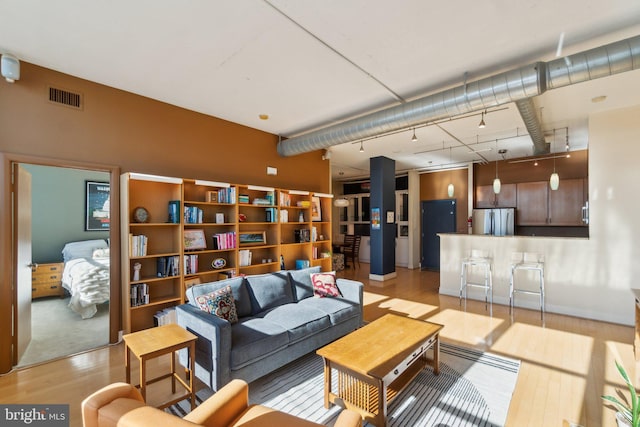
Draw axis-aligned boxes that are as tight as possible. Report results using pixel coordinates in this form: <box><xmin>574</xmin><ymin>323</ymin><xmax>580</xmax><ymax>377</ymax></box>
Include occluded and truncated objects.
<box><xmin>194</xmin><ymin>286</ymin><xmax>238</xmax><ymax>323</ymax></box>
<box><xmin>311</xmin><ymin>272</ymin><xmax>340</xmax><ymax>298</ymax></box>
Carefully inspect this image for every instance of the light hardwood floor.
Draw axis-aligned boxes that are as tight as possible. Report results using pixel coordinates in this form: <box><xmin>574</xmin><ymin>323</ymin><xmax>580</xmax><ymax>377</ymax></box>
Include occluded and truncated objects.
<box><xmin>0</xmin><ymin>265</ymin><xmax>634</xmax><ymax>427</ymax></box>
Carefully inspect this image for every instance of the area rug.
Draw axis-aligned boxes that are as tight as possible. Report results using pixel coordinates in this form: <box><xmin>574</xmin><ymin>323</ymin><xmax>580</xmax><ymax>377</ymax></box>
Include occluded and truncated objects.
<box><xmin>169</xmin><ymin>343</ymin><xmax>520</xmax><ymax>427</ymax></box>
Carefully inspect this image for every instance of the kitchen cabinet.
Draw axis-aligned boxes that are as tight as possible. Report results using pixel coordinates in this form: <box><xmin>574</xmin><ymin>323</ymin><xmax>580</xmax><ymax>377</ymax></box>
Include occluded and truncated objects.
<box><xmin>517</xmin><ymin>179</ymin><xmax>586</xmax><ymax>226</ymax></box>
<box><xmin>549</xmin><ymin>178</ymin><xmax>586</xmax><ymax>225</ymax></box>
<box><xmin>476</xmin><ymin>184</ymin><xmax>516</xmax><ymax>208</ymax></box>
<box><xmin>516</xmin><ymin>182</ymin><xmax>548</xmax><ymax>225</ymax></box>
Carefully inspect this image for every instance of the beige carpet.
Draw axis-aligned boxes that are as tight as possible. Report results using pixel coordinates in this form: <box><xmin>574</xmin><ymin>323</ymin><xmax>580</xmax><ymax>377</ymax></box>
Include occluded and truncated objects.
<box><xmin>17</xmin><ymin>296</ymin><xmax>109</xmax><ymax>367</ymax></box>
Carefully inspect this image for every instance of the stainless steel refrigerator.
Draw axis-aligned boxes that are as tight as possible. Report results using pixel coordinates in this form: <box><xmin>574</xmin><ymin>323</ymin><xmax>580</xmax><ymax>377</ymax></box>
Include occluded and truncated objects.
<box><xmin>472</xmin><ymin>208</ymin><xmax>515</xmax><ymax>236</ymax></box>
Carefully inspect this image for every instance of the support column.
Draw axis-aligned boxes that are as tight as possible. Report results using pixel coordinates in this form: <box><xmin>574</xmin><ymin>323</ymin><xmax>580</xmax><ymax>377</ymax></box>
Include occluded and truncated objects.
<box><xmin>369</xmin><ymin>156</ymin><xmax>397</xmax><ymax>281</ymax></box>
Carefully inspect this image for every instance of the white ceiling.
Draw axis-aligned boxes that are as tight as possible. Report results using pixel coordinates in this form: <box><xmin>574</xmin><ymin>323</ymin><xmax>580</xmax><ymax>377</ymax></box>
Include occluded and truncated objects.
<box><xmin>1</xmin><ymin>1</ymin><xmax>640</xmax><ymax>180</ymax></box>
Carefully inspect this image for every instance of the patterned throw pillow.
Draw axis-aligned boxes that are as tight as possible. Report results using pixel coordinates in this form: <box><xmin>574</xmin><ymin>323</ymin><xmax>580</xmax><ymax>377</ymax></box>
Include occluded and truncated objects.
<box><xmin>310</xmin><ymin>272</ymin><xmax>340</xmax><ymax>298</ymax></box>
<box><xmin>195</xmin><ymin>286</ymin><xmax>238</xmax><ymax>323</ymax></box>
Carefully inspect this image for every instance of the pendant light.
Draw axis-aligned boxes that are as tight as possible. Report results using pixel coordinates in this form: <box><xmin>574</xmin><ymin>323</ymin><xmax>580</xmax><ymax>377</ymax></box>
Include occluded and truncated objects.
<box><xmin>493</xmin><ymin>141</ymin><xmax>501</xmax><ymax>194</ymax></box>
<box><xmin>359</xmin><ymin>141</ymin><xmax>364</xmax><ymax>153</ymax></box>
<box><xmin>411</xmin><ymin>128</ymin><xmax>418</xmax><ymax>142</ymax></box>
<box><xmin>550</xmin><ymin>129</ymin><xmax>559</xmax><ymax>190</ymax></box>
<box><xmin>478</xmin><ymin>110</ymin><xmax>486</xmax><ymax>129</ymax></box>
<box><xmin>447</xmin><ymin>147</ymin><xmax>454</xmax><ymax>197</ymax></box>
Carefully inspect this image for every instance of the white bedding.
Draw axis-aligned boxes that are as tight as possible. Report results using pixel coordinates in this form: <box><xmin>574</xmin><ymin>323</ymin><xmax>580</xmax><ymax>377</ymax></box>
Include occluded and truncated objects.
<box><xmin>62</xmin><ymin>256</ymin><xmax>110</xmax><ymax>319</ymax></box>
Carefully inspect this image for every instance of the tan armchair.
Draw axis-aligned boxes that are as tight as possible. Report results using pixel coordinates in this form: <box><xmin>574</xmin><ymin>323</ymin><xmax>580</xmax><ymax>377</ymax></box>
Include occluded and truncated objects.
<box><xmin>82</xmin><ymin>379</ymin><xmax>362</xmax><ymax>427</ymax></box>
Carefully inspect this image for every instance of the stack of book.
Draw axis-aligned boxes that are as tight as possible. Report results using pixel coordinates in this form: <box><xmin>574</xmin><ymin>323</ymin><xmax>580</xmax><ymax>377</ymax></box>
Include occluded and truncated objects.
<box><xmin>153</xmin><ymin>307</ymin><xmax>176</xmax><ymax>326</ymax></box>
<box><xmin>130</xmin><ymin>283</ymin><xmax>149</xmax><ymax>307</ymax></box>
<box><xmin>157</xmin><ymin>255</ymin><xmax>180</xmax><ymax>277</ymax></box>
<box><xmin>184</xmin><ymin>254</ymin><xmax>198</xmax><ymax>275</ymax></box>
<box><xmin>129</xmin><ymin>234</ymin><xmax>148</xmax><ymax>257</ymax></box>
<box><xmin>184</xmin><ymin>206</ymin><xmax>204</xmax><ymax>223</ymax></box>
<box><xmin>212</xmin><ymin>232</ymin><xmax>236</xmax><ymax>249</ymax></box>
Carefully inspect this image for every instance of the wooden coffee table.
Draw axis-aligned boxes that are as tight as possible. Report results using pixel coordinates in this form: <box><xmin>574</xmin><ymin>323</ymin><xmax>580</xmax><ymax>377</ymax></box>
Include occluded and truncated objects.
<box><xmin>123</xmin><ymin>323</ymin><xmax>197</xmax><ymax>410</ymax></box>
<box><xmin>316</xmin><ymin>314</ymin><xmax>443</xmax><ymax>427</ymax></box>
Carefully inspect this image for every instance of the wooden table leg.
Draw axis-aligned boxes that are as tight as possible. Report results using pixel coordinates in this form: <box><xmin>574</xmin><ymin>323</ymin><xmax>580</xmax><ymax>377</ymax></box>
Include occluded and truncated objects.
<box><xmin>139</xmin><ymin>356</ymin><xmax>146</xmax><ymax>400</ymax></box>
<box><xmin>125</xmin><ymin>345</ymin><xmax>131</xmax><ymax>384</ymax></box>
<box><xmin>323</xmin><ymin>358</ymin><xmax>331</xmax><ymax>409</ymax></box>
<box><xmin>433</xmin><ymin>334</ymin><xmax>440</xmax><ymax>375</ymax></box>
<box><xmin>170</xmin><ymin>351</ymin><xmax>176</xmax><ymax>394</ymax></box>
<box><xmin>189</xmin><ymin>341</ymin><xmax>195</xmax><ymax>410</ymax></box>
<box><xmin>376</xmin><ymin>378</ymin><xmax>387</xmax><ymax>427</ymax></box>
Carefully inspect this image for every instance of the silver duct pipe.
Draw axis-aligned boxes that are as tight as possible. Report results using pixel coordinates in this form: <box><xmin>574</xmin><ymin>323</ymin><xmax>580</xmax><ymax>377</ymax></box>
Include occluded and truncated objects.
<box><xmin>516</xmin><ymin>98</ymin><xmax>547</xmax><ymax>155</ymax></box>
<box><xmin>277</xmin><ymin>34</ymin><xmax>640</xmax><ymax>157</ymax></box>
<box><xmin>277</xmin><ymin>63</ymin><xmax>543</xmax><ymax>156</ymax></box>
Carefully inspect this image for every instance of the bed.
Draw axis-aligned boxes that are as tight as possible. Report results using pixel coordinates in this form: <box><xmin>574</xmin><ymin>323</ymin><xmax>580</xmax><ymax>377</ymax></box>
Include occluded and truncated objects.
<box><xmin>61</xmin><ymin>239</ymin><xmax>110</xmax><ymax>319</ymax></box>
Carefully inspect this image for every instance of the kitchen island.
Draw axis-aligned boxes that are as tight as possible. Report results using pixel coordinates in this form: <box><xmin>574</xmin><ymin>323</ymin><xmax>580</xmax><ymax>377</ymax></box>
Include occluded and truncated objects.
<box><xmin>438</xmin><ymin>233</ymin><xmax>632</xmax><ymax>325</ymax></box>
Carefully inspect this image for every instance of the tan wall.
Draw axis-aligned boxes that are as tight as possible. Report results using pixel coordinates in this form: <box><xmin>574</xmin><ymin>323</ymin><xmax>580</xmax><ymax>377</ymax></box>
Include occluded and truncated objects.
<box><xmin>0</xmin><ymin>62</ymin><xmax>329</xmax><ymax>373</ymax></box>
<box><xmin>419</xmin><ymin>168</ymin><xmax>469</xmax><ymax>233</ymax></box>
<box><xmin>0</xmin><ymin>62</ymin><xmax>328</xmax><ymax>191</ymax></box>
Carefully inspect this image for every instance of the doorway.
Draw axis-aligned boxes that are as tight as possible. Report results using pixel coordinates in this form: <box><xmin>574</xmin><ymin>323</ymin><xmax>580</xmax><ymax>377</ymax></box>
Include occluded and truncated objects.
<box><xmin>421</xmin><ymin>199</ymin><xmax>457</xmax><ymax>271</ymax></box>
<box><xmin>15</xmin><ymin>163</ymin><xmax>112</xmax><ymax>367</ymax></box>
<box><xmin>0</xmin><ymin>153</ymin><xmax>120</xmax><ymax>374</ymax></box>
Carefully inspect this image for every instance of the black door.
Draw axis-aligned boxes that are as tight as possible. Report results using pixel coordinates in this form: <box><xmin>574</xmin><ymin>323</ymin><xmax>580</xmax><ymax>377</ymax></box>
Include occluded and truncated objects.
<box><xmin>421</xmin><ymin>199</ymin><xmax>456</xmax><ymax>271</ymax></box>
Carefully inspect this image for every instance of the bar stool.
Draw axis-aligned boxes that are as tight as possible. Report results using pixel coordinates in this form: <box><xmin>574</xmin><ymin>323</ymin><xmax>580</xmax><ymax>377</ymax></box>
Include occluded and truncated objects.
<box><xmin>509</xmin><ymin>252</ymin><xmax>545</xmax><ymax>318</ymax></box>
<box><xmin>460</xmin><ymin>249</ymin><xmax>493</xmax><ymax>315</ymax></box>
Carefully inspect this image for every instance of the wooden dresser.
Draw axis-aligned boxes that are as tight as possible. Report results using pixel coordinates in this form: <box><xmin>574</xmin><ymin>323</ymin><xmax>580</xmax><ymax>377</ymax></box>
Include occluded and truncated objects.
<box><xmin>32</xmin><ymin>262</ymin><xmax>65</xmax><ymax>299</ymax></box>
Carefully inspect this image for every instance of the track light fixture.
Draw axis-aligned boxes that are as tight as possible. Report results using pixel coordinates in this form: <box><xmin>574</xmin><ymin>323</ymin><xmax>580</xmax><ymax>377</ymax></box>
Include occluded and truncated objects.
<box><xmin>478</xmin><ymin>111</ymin><xmax>486</xmax><ymax>129</ymax></box>
<box><xmin>359</xmin><ymin>141</ymin><xmax>364</xmax><ymax>153</ymax></box>
<box><xmin>411</xmin><ymin>128</ymin><xmax>418</xmax><ymax>142</ymax></box>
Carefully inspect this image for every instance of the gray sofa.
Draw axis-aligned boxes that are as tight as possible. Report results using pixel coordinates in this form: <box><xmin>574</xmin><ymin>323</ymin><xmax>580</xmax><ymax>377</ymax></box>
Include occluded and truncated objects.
<box><xmin>176</xmin><ymin>267</ymin><xmax>364</xmax><ymax>391</ymax></box>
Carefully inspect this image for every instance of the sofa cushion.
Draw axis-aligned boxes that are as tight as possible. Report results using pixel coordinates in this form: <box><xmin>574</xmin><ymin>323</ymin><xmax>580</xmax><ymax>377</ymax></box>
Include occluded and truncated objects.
<box><xmin>186</xmin><ymin>277</ymin><xmax>252</xmax><ymax>318</ymax></box>
<box><xmin>194</xmin><ymin>286</ymin><xmax>238</xmax><ymax>324</ymax></box>
<box><xmin>298</xmin><ymin>296</ymin><xmax>360</xmax><ymax>325</ymax></box>
<box><xmin>261</xmin><ymin>304</ymin><xmax>331</xmax><ymax>344</ymax></box>
<box><xmin>245</xmin><ymin>272</ymin><xmax>294</xmax><ymax>314</ymax></box>
<box><xmin>311</xmin><ymin>271</ymin><xmax>341</xmax><ymax>297</ymax></box>
<box><xmin>230</xmin><ymin>318</ymin><xmax>289</xmax><ymax>369</ymax></box>
<box><xmin>288</xmin><ymin>266</ymin><xmax>321</xmax><ymax>301</ymax></box>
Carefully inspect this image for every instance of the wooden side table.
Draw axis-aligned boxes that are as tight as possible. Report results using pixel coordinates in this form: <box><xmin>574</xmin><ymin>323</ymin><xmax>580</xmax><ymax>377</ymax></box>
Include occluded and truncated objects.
<box><xmin>123</xmin><ymin>323</ymin><xmax>197</xmax><ymax>410</ymax></box>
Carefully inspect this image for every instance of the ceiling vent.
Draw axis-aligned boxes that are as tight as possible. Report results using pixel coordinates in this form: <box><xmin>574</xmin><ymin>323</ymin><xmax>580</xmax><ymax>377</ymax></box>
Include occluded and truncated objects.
<box><xmin>47</xmin><ymin>86</ymin><xmax>83</xmax><ymax>110</ymax></box>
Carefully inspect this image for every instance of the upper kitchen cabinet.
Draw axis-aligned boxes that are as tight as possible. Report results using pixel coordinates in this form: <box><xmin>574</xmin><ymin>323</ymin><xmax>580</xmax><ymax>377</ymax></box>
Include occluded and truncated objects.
<box><xmin>516</xmin><ymin>182</ymin><xmax>548</xmax><ymax>225</ymax></box>
<box><xmin>476</xmin><ymin>183</ymin><xmax>516</xmax><ymax>208</ymax></box>
<box><xmin>517</xmin><ymin>179</ymin><xmax>587</xmax><ymax>226</ymax></box>
<box><xmin>548</xmin><ymin>178</ymin><xmax>587</xmax><ymax>225</ymax></box>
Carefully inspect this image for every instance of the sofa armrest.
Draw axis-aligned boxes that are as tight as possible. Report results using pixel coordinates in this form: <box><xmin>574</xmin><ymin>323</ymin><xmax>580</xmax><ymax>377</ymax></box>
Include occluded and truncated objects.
<box><xmin>176</xmin><ymin>304</ymin><xmax>233</xmax><ymax>391</ymax></box>
<box><xmin>334</xmin><ymin>409</ymin><xmax>363</xmax><ymax>427</ymax></box>
<box><xmin>336</xmin><ymin>278</ymin><xmax>364</xmax><ymax>325</ymax></box>
<box><xmin>183</xmin><ymin>379</ymin><xmax>249</xmax><ymax>427</ymax></box>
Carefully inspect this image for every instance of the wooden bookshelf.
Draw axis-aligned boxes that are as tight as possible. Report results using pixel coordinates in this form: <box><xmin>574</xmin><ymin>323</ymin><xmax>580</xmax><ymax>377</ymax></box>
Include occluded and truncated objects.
<box><xmin>122</xmin><ymin>174</ymin><xmax>333</xmax><ymax>332</ymax></box>
<box><xmin>121</xmin><ymin>173</ymin><xmax>183</xmax><ymax>333</ymax></box>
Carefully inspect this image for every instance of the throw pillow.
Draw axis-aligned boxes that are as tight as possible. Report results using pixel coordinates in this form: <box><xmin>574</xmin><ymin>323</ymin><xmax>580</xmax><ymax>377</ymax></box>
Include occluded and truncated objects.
<box><xmin>310</xmin><ymin>272</ymin><xmax>340</xmax><ymax>298</ymax></box>
<box><xmin>195</xmin><ymin>285</ymin><xmax>238</xmax><ymax>323</ymax></box>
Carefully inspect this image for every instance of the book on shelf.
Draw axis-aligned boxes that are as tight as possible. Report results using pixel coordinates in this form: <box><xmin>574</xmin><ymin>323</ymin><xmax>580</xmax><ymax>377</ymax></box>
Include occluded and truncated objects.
<box><xmin>129</xmin><ymin>234</ymin><xmax>148</xmax><ymax>257</ymax></box>
<box><xmin>238</xmin><ymin>194</ymin><xmax>249</xmax><ymax>204</ymax></box>
<box><xmin>157</xmin><ymin>255</ymin><xmax>180</xmax><ymax>277</ymax></box>
<box><xmin>280</xmin><ymin>192</ymin><xmax>291</xmax><ymax>207</ymax></box>
<box><xmin>184</xmin><ymin>254</ymin><xmax>199</xmax><ymax>275</ymax></box>
<box><xmin>212</xmin><ymin>231</ymin><xmax>236</xmax><ymax>250</ymax></box>
<box><xmin>184</xmin><ymin>206</ymin><xmax>203</xmax><ymax>224</ymax></box>
<box><xmin>130</xmin><ymin>283</ymin><xmax>149</xmax><ymax>307</ymax></box>
<box><xmin>153</xmin><ymin>307</ymin><xmax>176</xmax><ymax>326</ymax></box>
<box><xmin>239</xmin><ymin>249</ymin><xmax>252</xmax><ymax>267</ymax></box>
<box><xmin>265</xmin><ymin>207</ymin><xmax>278</xmax><ymax>223</ymax></box>
<box><xmin>218</xmin><ymin>187</ymin><xmax>236</xmax><ymax>204</ymax></box>
<box><xmin>168</xmin><ymin>200</ymin><xmax>180</xmax><ymax>223</ymax></box>
<box><xmin>279</xmin><ymin>209</ymin><xmax>288</xmax><ymax>223</ymax></box>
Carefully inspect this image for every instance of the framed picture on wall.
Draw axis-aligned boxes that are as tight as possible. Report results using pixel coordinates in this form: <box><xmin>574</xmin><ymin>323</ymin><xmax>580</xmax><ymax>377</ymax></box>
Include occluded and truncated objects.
<box><xmin>85</xmin><ymin>181</ymin><xmax>110</xmax><ymax>231</ymax></box>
